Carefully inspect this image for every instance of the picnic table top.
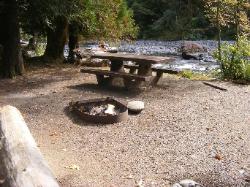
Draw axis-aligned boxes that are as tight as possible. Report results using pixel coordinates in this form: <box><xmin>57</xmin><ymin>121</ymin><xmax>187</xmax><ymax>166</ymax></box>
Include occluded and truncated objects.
<box><xmin>91</xmin><ymin>52</ymin><xmax>174</xmax><ymax>64</ymax></box>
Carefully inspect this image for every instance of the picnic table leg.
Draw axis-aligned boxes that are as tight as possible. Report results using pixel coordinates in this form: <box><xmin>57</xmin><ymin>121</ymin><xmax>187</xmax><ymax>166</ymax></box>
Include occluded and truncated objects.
<box><xmin>95</xmin><ymin>60</ymin><xmax>125</xmax><ymax>87</ymax></box>
<box><xmin>151</xmin><ymin>71</ymin><xmax>163</xmax><ymax>85</ymax></box>
<box><xmin>125</xmin><ymin>64</ymin><xmax>152</xmax><ymax>89</ymax></box>
<box><xmin>96</xmin><ymin>75</ymin><xmax>107</xmax><ymax>86</ymax></box>
<box><xmin>137</xmin><ymin>64</ymin><xmax>152</xmax><ymax>76</ymax></box>
<box><xmin>110</xmin><ymin>60</ymin><xmax>124</xmax><ymax>72</ymax></box>
<box><xmin>108</xmin><ymin>60</ymin><xmax>125</xmax><ymax>87</ymax></box>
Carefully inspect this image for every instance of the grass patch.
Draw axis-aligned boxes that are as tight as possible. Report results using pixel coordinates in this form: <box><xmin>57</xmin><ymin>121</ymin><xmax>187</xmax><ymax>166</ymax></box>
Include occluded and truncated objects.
<box><xmin>180</xmin><ymin>70</ymin><xmax>220</xmax><ymax>81</ymax></box>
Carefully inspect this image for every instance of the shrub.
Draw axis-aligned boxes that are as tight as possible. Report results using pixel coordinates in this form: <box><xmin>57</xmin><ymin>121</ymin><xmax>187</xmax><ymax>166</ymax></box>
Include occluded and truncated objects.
<box><xmin>35</xmin><ymin>43</ymin><xmax>46</xmax><ymax>56</ymax></box>
<box><xmin>214</xmin><ymin>36</ymin><xmax>250</xmax><ymax>81</ymax></box>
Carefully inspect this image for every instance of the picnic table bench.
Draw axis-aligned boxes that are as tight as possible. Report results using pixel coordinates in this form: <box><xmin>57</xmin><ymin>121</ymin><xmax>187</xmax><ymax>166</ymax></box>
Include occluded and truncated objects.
<box><xmin>81</xmin><ymin>52</ymin><xmax>177</xmax><ymax>88</ymax></box>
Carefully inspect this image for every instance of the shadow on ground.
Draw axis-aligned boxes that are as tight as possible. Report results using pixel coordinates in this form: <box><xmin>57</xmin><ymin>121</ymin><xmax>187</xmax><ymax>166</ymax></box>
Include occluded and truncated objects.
<box><xmin>67</xmin><ymin>83</ymin><xmax>145</xmax><ymax>98</ymax></box>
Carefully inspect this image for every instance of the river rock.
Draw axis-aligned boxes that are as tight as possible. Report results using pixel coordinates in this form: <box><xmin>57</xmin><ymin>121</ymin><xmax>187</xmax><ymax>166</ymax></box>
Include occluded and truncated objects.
<box><xmin>181</xmin><ymin>41</ymin><xmax>207</xmax><ymax>53</ymax></box>
<box><xmin>127</xmin><ymin>101</ymin><xmax>144</xmax><ymax>113</ymax></box>
<box><xmin>172</xmin><ymin>179</ymin><xmax>202</xmax><ymax>187</ymax></box>
<box><xmin>181</xmin><ymin>41</ymin><xmax>207</xmax><ymax>60</ymax></box>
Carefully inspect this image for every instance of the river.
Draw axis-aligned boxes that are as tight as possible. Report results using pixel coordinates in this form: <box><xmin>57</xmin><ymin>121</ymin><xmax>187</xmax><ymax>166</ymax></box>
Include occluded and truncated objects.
<box><xmin>66</xmin><ymin>40</ymin><xmax>225</xmax><ymax>72</ymax></box>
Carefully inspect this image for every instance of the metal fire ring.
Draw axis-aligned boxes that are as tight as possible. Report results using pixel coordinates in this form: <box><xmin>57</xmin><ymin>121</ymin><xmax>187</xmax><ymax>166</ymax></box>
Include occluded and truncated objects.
<box><xmin>70</xmin><ymin>97</ymin><xmax>128</xmax><ymax>124</ymax></box>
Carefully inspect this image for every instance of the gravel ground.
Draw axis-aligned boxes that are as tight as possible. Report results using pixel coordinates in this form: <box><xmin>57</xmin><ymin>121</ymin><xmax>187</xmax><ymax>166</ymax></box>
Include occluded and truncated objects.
<box><xmin>0</xmin><ymin>65</ymin><xmax>249</xmax><ymax>187</ymax></box>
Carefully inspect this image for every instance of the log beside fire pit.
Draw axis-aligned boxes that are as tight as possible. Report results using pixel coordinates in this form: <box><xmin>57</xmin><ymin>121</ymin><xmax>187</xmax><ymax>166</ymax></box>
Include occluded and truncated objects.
<box><xmin>70</xmin><ymin>97</ymin><xmax>128</xmax><ymax>124</ymax></box>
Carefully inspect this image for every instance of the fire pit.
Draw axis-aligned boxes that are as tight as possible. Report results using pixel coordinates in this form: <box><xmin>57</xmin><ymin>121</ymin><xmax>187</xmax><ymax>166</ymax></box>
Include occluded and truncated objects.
<box><xmin>70</xmin><ymin>97</ymin><xmax>128</xmax><ymax>124</ymax></box>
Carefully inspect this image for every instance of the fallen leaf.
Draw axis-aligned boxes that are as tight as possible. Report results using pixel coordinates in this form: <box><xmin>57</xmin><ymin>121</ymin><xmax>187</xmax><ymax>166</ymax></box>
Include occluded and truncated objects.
<box><xmin>126</xmin><ymin>174</ymin><xmax>133</xmax><ymax>179</ymax></box>
<box><xmin>49</xmin><ymin>132</ymin><xmax>58</xmax><ymax>136</ymax></box>
<box><xmin>65</xmin><ymin>164</ymin><xmax>80</xmax><ymax>170</ymax></box>
<box><xmin>214</xmin><ymin>154</ymin><xmax>222</xmax><ymax>160</ymax></box>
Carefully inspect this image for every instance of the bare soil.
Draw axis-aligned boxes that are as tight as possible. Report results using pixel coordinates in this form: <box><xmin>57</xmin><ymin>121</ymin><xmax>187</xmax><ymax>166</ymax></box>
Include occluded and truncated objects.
<box><xmin>0</xmin><ymin>65</ymin><xmax>249</xmax><ymax>187</ymax></box>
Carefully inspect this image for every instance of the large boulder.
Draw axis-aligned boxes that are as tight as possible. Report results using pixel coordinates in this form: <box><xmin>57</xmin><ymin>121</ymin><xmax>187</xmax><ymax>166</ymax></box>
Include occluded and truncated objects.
<box><xmin>180</xmin><ymin>41</ymin><xmax>207</xmax><ymax>60</ymax></box>
<box><xmin>181</xmin><ymin>41</ymin><xmax>207</xmax><ymax>53</ymax></box>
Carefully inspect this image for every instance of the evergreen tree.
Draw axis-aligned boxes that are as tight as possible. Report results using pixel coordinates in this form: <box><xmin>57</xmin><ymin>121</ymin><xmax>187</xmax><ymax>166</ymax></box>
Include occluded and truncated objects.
<box><xmin>22</xmin><ymin>0</ymin><xmax>138</xmax><ymax>63</ymax></box>
<box><xmin>127</xmin><ymin>0</ymin><xmax>210</xmax><ymax>40</ymax></box>
<box><xmin>0</xmin><ymin>0</ymin><xmax>25</xmax><ymax>78</ymax></box>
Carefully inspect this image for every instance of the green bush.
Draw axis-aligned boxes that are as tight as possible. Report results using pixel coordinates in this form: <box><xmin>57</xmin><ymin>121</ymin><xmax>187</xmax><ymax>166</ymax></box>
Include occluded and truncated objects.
<box><xmin>214</xmin><ymin>36</ymin><xmax>250</xmax><ymax>81</ymax></box>
<box><xmin>35</xmin><ymin>43</ymin><xmax>46</xmax><ymax>56</ymax></box>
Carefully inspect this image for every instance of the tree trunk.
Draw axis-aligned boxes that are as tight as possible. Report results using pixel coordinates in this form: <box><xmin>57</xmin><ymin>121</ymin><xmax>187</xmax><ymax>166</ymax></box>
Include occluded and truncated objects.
<box><xmin>44</xmin><ymin>16</ymin><xmax>68</xmax><ymax>63</ymax></box>
<box><xmin>235</xmin><ymin>1</ymin><xmax>240</xmax><ymax>43</ymax></box>
<box><xmin>0</xmin><ymin>0</ymin><xmax>24</xmax><ymax>78</ymax></box>
<box><xmin>27</xmin><ymin>32</ymin><xmax>38</xmax><ymax>51</ymax></box>
<box><xmin>67</xmin><ymin>23</ymin><xmax>79</xmax><ymax>63</ymax></box>
<box><xmin>216</xmin><ymin>0</ymin><xmax>222</xmax><ymax>60</ymax></box>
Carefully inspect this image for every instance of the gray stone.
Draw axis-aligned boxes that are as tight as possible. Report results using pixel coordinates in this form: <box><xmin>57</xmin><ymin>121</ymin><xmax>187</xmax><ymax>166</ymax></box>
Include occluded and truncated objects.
<box><xmin>180</xmin><ymin>179</ymin><xmax>201</xmax><ymax>187</ymax></box>
<box><xmin>127</xmin><ymin>101</ymin><xmax>144</xmax><ymax>113</ymax></box>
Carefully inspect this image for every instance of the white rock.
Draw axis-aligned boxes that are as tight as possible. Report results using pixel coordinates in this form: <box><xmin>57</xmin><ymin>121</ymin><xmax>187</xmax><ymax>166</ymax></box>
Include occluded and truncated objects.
<box><xmin>179</xmin><ymin>179</ymin><xmax>201</xmax><ymax>187</ymax></box>
<box><xmin>172</xmin><ymin>183</ymin><xmax>182</xmax><ymax>187</ymax></box>
<box><xmin>136</xmin><ymin>179</ymin><xmax>144</xmax><ymax>187</ymax></box>
<box><xmin>127</xmin><ymin>101</ymin><xmax>144</xmax><ymax>113</ymax></box>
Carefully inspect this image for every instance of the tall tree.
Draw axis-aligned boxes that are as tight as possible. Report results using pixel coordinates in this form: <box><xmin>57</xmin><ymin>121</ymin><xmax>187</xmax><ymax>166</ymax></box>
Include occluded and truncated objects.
<box><xmin>21</xmin><ymin>0</ymin><xmax>85</xmax><ymax>63</ymax></box>
<box><xmin>204</xmin><ymin>0</ymin><xmax>250</xmax><ymax>58</ymax></box>
<box><xmin>23</xmin><ymin>0</ymin><xmax>138</xmax><ymax>63</ymax></box>
<box><xmin>44</xmin><ymin>16</ymin><xmax>69</xmax><ymax>62</ymax></box>
<box><xmin>65</xmin><ymin>0</ymin><xmax>138</xmax><ymax>63</ymax></box>
<box><xmin>230</xmin><ymin>0</ymin><xmax>250</xmax><ymax>41</ymax></box>
<box><xmin>0</xmin><ymin>0</ymin><xmax>24</xmax><ymax>78</ymax></box>
<box><xmin>204</xmin><ymin>0</ymin><xmax>231</xmax><ymax>59</ymax></box>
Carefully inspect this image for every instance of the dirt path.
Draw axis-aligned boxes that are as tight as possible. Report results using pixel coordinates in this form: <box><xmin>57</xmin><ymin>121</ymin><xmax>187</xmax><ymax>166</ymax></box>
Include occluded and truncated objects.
<box><xmin>0</xmin><ymin>66</ymin><xmax>249</xmax><ymax>187</ymax></box>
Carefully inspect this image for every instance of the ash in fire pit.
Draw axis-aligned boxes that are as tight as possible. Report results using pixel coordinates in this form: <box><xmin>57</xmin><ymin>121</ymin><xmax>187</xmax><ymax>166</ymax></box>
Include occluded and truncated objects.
<box><xmin>80</xmin><ymin>103</ymin><xmax>118</xmax><ymax>116</ymax></box>
<box><xmin>70</xmin><ymin>97</ymin><xmax>128</xmax><ymax>124</ymax></box>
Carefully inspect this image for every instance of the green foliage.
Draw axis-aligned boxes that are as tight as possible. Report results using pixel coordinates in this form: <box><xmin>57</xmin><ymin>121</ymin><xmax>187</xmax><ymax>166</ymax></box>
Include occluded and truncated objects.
<box><xmin>35</xmin><ymin>43</ymin><xmax>46</xmax><ymax>56</ymax></box>
<box><xmin>180</xmin><ymin>70</ymin><xmax>217</xmax><ymax>80</ymax></box>
<box><xmin>21</xmin><ymin>0</ymin><xmax>137</xmax><ymax>40</ymax></box>
<box><xmin>82</xmin><ymin>0</ymin><xmax>138</xmax><ymax>40</ymax></box>
<box><xmin>127</xmin><ymin>0</ymin><xmax>250</xmax><ymax>40</ymax></box>
<box><xmin>214</xmin><ymin>36</ymin><xmax>250</xmax><ymax>80</ymax></box>
<box><xmin>127</xmin><ymin>0</ymin><xmax>213</xmax><ymax>40</ymax></box>
<box><xmin>204</xmin><ymin>0</ymin><xmax>250</xmax><ymax>40</ymax></box>
<box><xmin>20</xmin><ymin>0</ymin><xmax>84</xmax><ymax>35</ymax></box>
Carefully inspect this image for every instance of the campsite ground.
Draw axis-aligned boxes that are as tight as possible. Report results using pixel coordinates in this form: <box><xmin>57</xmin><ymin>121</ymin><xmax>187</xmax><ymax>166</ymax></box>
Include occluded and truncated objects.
<box><xmin>0</xmin><ymin>65</ymin><xmax>249</xmax><ymax>187</ymax></box>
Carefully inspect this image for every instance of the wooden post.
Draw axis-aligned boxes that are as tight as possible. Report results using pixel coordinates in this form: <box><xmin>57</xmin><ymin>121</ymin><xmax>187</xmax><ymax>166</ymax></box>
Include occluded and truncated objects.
<box><xmin>0</xmin><ymin>105</ymin><xmax>59</xmax><ymax>187</ymax></box>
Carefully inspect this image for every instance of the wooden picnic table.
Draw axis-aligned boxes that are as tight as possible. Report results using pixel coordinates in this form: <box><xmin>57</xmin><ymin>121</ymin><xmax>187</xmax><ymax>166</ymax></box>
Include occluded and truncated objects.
<box><xmin>92</xmin><ymin>52</ymin><xmax>174</xmax><ymax>76</ymax></box>
<box><xmin>91</xmin><ymin>53</ymin><xmax>173</xmax><ymax>64</ymax></box>
<box><xmin>81</xmin><ymin>52</ymin><xmax>175</xmax><ymax>88</ymax></box>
